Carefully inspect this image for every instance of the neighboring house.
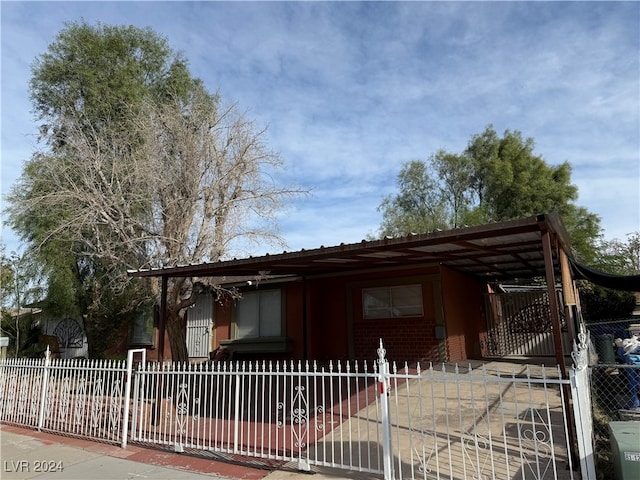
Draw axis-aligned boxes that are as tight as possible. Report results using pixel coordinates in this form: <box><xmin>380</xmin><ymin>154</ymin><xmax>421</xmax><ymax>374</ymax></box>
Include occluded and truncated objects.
<box><xmin>41</xmin><ymin>316</ymin><xmax>89</xmax><ymax>359</ymax></box>
<box><xmin>131</xmin><ymin>214</ymin><xmax>584</xmax><ymax>369</ymax></box>
<box><xmin>3</xmin><ymin>308</ymin><xmax>88</xmax><ymax>359</ymax></box>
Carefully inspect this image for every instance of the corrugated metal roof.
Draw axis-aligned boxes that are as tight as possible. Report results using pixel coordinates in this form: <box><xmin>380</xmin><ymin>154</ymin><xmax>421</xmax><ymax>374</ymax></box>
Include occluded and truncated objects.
<box><xmin>129</xmin><ymin>213</ymin><xmax>572</xmax><ymax>283</ymax></box>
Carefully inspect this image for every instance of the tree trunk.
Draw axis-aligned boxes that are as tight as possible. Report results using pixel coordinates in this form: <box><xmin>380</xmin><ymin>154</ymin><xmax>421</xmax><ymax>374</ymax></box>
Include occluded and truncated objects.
<box><xmin>166</xmin><ymin>308</ymin><xmax>189</xmax><ymax>362</ymax></box>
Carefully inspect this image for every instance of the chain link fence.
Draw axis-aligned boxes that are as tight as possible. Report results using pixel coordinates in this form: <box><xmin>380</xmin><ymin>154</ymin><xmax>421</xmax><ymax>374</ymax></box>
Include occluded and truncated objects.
<box><xmin>585</xmin><ymin>319</ymin><xmax>640</xmax><ymax>479</ymax></box>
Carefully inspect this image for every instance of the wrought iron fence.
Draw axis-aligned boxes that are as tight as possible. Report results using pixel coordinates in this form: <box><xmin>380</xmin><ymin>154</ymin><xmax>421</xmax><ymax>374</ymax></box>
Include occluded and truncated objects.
<box><xmin>0</xmin><ymin>340</ymin><xmax>596</xmax><ymax>480</ymax></box>
<box><xmin>0</xmin><ymin>355</ymin><xmax>127</xmax><ymax>444</ymax></box>
<box><xmin>127</xmin><ymin>348</ymin><xmax>585</xmax><ymax>480</ymax></box>
<box><xmin>129</xmin><ymin>357</ymin><xmax>384</xmax><ymax>473</ymax></box>
<box><xmin>387</xmin><ymin>361</ymin><xmax>582</xmax><ymax>480</ymax></box>
<box><xmin>482</xmin><ymin>290</ymin><xmax>573</xmax><ymax>357</ymax></box>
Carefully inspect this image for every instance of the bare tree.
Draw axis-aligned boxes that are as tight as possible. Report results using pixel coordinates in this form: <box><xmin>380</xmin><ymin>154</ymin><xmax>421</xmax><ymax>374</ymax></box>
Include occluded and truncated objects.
<box><xmin>8</xmin><ymin>85</ymin><xmax>305</xmax><ymax>360</ymax></box>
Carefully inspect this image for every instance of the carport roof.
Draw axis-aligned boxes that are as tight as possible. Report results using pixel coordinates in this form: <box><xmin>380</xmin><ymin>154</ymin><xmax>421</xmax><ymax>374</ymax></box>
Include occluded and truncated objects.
<box><xmin>129</xmin><ymin>214</ymin><xmax>572</xmax><ymax>282</ymax></box>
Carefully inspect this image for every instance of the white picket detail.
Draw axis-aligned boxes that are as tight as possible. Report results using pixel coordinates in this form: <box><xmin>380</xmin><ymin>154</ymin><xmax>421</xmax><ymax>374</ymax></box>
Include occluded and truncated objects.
<box><xmin>387</xmin><ymin>362</ymin><xmax>577</xmax><ymax>480</ymax></box>
<box><xmin>0</xmin><ymin>357</ymin><xmax>45</xmax><ymax>428</ymax></box>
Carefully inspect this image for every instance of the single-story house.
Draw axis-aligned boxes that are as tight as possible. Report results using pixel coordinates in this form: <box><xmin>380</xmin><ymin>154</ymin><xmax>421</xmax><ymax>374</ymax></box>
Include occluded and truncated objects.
<box><xmin>2</xmin><ymin>307</ymin><xmax>89</xmax><ymax>359</ymax></box>
<box><xmin>131</xmin><ymin>214</ymin><xmax>585</xmax><ymax>372</ymax></box>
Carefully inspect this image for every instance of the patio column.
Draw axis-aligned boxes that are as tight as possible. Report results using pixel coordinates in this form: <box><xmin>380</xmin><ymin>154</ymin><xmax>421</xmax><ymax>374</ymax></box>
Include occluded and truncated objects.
<box><xmin>559</xmin><ymin>248</ymin><xmax>578</xmax><ymax>343</ymax></box>
<box><xmin>151</xmin><ymin>274</ymin><xmax>168</xmax><ymax>427</ymax></box>
<box><xmin>158</xmin><ymin>274</ymin><xmax>168</xmax><ymax>365</ymax></box>
<box><xmin>542</xmin><ymin>229</ymin><xmax>580</xmax><ymax>467</ymax></box>
<box><xmin>541</xmin><ymin>230</ymin><xmax>566</xmax><ymax>377</ymax></box>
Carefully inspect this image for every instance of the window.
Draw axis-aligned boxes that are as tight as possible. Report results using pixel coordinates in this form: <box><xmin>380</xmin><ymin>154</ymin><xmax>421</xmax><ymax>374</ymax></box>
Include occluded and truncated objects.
<box><xmin>129</xmin><ymin>309</ymin><xmax>155</xmax><ymax>347</ymax></box>
<box><xmin>362</xmin><ymin>284</ymin><xmax>423</xmax><ymax>319</ymax></box>
<box><xmin>235</xmin><ymin>289</ymin><xmax>282</xmax><ymax>338</ymax></box>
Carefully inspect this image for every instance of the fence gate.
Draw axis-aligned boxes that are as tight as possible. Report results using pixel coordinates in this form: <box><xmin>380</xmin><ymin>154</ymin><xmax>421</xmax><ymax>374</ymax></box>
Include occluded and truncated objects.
<box><xmin>124</xmin><ymin>339</ymin><xmax>595</xmax><ymax>480</ymax></box>
<box><xmin>383</xmin><ymin>337</ymin><xmax>595</xmax><ymax>480</ymax></box>
<box><xmin>482</xmin><ymin>290</ymin><xmax>573</xmax><ymax>358</ymax></box>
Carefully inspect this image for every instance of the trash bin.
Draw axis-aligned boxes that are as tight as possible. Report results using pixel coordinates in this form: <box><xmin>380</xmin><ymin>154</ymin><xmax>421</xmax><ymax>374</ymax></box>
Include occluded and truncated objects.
<box><xmin>609</xmin><ymin>421</ymin><xmax>640</xmax><ymax>480</ymax></box>
<box><xmin>595</xmin><ymin>334</ymin><xmax>615</xmax><ymax>363</ymax></box>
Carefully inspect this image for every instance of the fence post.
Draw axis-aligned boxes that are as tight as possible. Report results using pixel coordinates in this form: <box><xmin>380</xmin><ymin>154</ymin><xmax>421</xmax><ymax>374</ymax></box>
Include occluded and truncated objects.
<box><xmin>233</xmin><ymin>363</ymin><xmax>241</xmax><ymax>454</ymax></box>
<box><xmin>377</xmin><ymin>339</ymin><xmax>394</xmax><ymax>480</ymax></box>
<box><xmin>37</xmin><ymin>346</ymin><xmax>51</xmax><ymax>431</ymax></box>
<box><xmin>570</xmin><ymin>329</ymin><xmax>596</xmax><ymax>480</ymax></box>
<box><xmin>122</xmin><ymin>349</ymin><xmax>147</xmax><ymax>448</ymax></box>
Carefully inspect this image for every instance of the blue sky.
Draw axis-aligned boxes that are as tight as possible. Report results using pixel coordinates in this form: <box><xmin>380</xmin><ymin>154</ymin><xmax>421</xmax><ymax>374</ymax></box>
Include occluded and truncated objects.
<box><xmin>2</xmin><ymin>1</ymin><xmax>639</xmax><ymax>258</ymax></box>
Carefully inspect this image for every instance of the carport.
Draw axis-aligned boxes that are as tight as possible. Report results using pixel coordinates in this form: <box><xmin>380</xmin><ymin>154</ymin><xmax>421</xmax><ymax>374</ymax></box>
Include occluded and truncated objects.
<box><xmin>131</xmin><ymin>213</ymin><xmax>581</xmax><ymax>376</ymax></box>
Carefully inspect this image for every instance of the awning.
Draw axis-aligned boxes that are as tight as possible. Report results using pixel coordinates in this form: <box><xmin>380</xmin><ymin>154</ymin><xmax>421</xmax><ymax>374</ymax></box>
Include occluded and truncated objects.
<box><xmin>130</xmin><ymin>214</ymin><xmax>573</xmax><ymax>283</ymax></box>
<box><xmin>569</xmin><ymin>258</ymin><xmax>640</xmax><ymax>292</ymax></box>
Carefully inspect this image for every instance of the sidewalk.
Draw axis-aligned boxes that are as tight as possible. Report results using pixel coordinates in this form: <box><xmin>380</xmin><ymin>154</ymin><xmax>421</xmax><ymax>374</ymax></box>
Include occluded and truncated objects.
<box><xmin>0</xmin><ymin>425</ymin><xmax>376</xmax><ymax>480</ymax></box>
<box><xmin>0</xmin><ymin>425</ymin><xmax>267</xmax><ymax>480</ymax></box>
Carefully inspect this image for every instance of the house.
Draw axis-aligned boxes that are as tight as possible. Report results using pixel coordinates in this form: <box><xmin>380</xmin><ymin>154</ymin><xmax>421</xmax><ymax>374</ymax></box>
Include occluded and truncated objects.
<box><xmin>2</xmin><ymin>307</ymin><xmax>89</xmax><ymax>359</ymax></box>
<box><xmin>131</xmin><ymin>214</ymin><xmax>584</xmax><ymax>372</ymax></box>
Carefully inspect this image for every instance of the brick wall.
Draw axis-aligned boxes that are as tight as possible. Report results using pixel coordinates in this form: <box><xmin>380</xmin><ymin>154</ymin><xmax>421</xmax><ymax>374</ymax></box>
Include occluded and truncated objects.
<box><xmin>353</xmin><ymin>317</ymin><xmax>440</xmax><ymax>363</ymax></box>
<box><xmin>440</xmin><ymin>266</ymin><xmax>485</xmax><ymax>362</ymax></box>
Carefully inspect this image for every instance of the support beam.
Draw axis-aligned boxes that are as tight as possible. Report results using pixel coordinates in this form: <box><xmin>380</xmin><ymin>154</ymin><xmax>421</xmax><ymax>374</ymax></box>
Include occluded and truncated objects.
<box><xmin>152</xmin><ymin>275</ymin><xmax>168</xmax><ymax>426</ymax></box>
<box><xmin>560</xmin><ymin>249</ymin><xmax>578</xmax><ymax>343</ymax></box>
<box><xmin>158</xmin><ymin>275</ymin><xmax>168</xmax><ymax>365</ymax></box>
<box><xmin>542</xmin><ymin>230</ymin><xmax>566</xmax><ymax>377</ymax></box>
<box><xmin>543</xmin><ymin>230</ymin><xmax>579</xmax><ymax>467</ymax></box>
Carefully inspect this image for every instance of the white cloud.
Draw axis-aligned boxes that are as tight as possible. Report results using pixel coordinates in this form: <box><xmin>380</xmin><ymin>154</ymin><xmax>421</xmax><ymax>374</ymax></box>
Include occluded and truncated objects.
<box><xmin>1</xmin><ymin>1</ymin><xmax>638</xmax><ymax>257</ymax></box>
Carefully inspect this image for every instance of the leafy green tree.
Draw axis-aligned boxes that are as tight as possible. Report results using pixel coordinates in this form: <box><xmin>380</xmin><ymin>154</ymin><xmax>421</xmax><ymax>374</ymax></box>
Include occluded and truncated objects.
<box><xmin>466</xmin><ymin>127</ymin><xmax>578</xmax><ymax>223</ymax></box>
<box><xmin>580</xmin><ymin>285</ymin><xmax>635</xmax><ymax>321</ymax></box>
<box><xmin>0</xmin><ymin>246</ymin><xmax>13</xmax><ymax>305</ymax></box>
<box><xmin>6</xmin><ymin>22</ymin><xmax>303</xmax><ymax>361</ymax></box>
<box><xmin>8</xmin><ymin>22</ymin><xmax>188</xmax><ymax>357</ymax></box>
<box><xmin>598</xmin><ymin>232</ymin><xmax>640</xmax><ymax>275</ymax></box>
<box><xmin>377</xmin><ymin>125</ymin><xmax>601</xmax><ymax>263</ymax></box>
<box><xmin>0</xmin><ymin>248</ymin><xmax>44</xmax><ymax>357</ymax></box>
<box><xmin>378</xmin><ymin>160</ymin><xmax>449</xmax><ymax>236</ymax></box>
<box><xmin>431</xmin><ymin>151</ymin><xmax>475</xmax><ymax>228</ymax></box>
<box><xmin>30</xmin><ymin>21</ymin><xmax>192</xmax><ymax>141</ymax></box>
<box><xmin>561</xmin><ymin>205</ymin><xmax>603</xmax><ymax>265</ymax></box>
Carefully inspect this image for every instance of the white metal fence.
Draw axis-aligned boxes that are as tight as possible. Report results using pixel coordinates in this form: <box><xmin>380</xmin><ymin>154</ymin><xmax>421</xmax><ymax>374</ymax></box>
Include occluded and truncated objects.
<box><xmin>0</xmin><ymin>355</ymin><xmax>127</xmax><ymax>443</ymax></box>
<box><xmin>129</xmin><ymin>354</ymin><xmax>385</xmax><ymax>473</ymax></box>
<box><xmin>0</xmin><ymin>340</ymin><xmax>595</xmax><ymax>480</ymax></box>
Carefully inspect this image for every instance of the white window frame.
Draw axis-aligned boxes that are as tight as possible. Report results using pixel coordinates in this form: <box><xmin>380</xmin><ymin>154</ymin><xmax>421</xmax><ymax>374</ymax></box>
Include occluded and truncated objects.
<box><xmin>362</xmin><ymin>284</ymin><xmax>423</xmax><ymax>319</ymax></box>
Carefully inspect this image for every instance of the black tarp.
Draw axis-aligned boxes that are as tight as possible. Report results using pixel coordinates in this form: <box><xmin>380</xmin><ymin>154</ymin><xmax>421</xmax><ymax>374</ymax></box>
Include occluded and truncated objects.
<box><xmin>570</xmin><ymin>257</ymin><xmax>640</xmax><ymax>292</ymax></box>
